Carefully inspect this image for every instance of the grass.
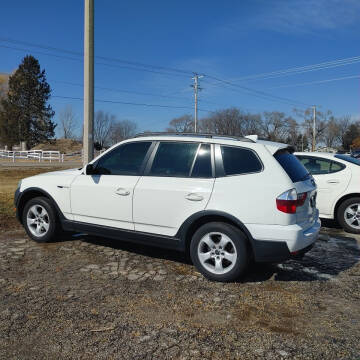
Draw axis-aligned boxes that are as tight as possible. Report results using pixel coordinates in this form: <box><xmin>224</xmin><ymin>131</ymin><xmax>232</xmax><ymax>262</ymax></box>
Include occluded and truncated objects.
<box><xmin>0</xmin><ymin>166</ymin><xmax>72</xmax><ymax>230</ymax></box>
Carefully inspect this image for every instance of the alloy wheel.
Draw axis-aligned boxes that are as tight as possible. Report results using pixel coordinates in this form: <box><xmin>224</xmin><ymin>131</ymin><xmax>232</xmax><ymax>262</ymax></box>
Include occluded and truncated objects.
<box><xmin>26</xmin><ymin>204</ymin><xmax>50</xmax><ymax>237</ymax></box>
<box><xmin>197</xmin><ymin>232</ymin><xmax>237</xmax><ymax>275</ymax></box>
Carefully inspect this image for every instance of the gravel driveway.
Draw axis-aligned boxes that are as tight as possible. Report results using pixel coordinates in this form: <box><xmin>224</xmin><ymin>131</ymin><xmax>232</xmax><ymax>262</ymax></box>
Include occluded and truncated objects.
<box><xmin>0</xmin><ymin>224</ymin><xmax>359</xmax><ymax>359</ymax></box>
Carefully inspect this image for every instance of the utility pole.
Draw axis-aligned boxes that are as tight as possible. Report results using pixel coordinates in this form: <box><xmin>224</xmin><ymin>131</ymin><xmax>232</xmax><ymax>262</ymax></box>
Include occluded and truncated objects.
<box><xmin>83</xmin><ymin>0</ymin><xmax>94</xmax><ymax>165</ymax></box>
<box><xmin>191</xmin><ymin>74</ymin><xmax>203</xmax><ymax>133</ymax></box>
<box><xmin>312</xmin><ymin>105</ymin><xmax>316</xmax><ymax>152</ymax></box>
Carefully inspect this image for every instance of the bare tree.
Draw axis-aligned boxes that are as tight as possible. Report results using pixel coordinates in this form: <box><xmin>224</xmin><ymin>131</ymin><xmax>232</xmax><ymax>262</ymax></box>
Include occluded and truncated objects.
<box><xmin>58</xmin><ymin>105</ymin><xmax>77</xmax><ymax>139</ymax></box>
<box><xmin>199</xmin><ymin>108</ymin><xmax>263</xmax><ymax>137</ymax></box>
<box><xmin>262</xmin><ymin>111</ymin><xmax>296</xmax><ymax>142</ymax></box>
<box><xmin>94</xmin><ymin>110</ymin><xmax>115</xmax><ymax>148</ymax></box>
<box><xmin>337</xmin><ymin>115</ymin><xmax>352</xmax><ymax>150</ymax></box>
<box><xmin>109</xmin><ymin>120</ymin><xmax>137</xmax><ymax>145</ymax></box>
<box><xmin>166</xmin><ymin>114</ymin><xmax>194</xmax><ymax>132</ymax></box>
<box><xmin>324</xmin><ymin>116</ymin><xmax>341</xmax><ymax>148</ymax></box>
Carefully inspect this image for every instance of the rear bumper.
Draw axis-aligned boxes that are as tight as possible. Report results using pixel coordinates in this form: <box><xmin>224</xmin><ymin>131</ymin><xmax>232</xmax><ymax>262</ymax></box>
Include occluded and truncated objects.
<box><xmin>248</xmin><ymin>218</ymin><xmax>321</xmax><ymax>262</ymax></box>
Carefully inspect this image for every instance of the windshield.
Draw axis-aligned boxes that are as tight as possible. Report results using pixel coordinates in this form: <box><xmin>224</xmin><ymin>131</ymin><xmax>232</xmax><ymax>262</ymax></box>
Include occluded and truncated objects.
<box><xmin>335</xmin><ymin>154</ymin><xmax>360</xmax><ymax>166</ymax></box>
<box><xmin>274</xmin><ymin>150</ymin><xmax>310</xmax><ymax>183</ymax></box>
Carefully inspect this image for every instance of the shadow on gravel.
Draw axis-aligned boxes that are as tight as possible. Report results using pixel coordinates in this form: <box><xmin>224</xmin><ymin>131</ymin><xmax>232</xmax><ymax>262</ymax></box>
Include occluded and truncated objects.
<box><xmin>81</xmin><ymin>234</ymin><xmax>191</xmax><ymax>264</ymax></box>
<box><xmin>66</xmin><ymin>228</ymin><xmax>360</xmax><ymax>283</ymax></box>
<box><xmin>320</xmin><ymin>218</ymin><xmax>342</xmax><ymax>230</ymax></box>
<box><xmin>242</xmin><ymin>233</ymin><xmax>360</xmax><ymax>283</ymax></box>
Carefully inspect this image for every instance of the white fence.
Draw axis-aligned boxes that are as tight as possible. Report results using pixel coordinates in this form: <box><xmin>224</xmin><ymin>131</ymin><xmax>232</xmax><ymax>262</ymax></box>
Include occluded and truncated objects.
<box><xmin>0</xmin><ymin>149</ymin><xmax>63</xmax><ymax>162</ymax></box>
<box><xmin>0</xmin><ymin>148</ymin><xmax>107</xmax><ymax>163</ymax></box>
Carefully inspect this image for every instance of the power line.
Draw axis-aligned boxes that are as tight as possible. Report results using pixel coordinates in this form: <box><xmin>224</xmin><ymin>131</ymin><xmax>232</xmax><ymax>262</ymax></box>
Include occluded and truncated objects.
<box><xmin>267</xmin><ymin>74</ymin><xmax>360</xmax><ymax>89</ymax></box>
<box><xmin>0</xmin><ymin>44</ymin><xmax>189</xmax><ymax>79</ymax></box>
<box><xmin>0</xmin><ymin>37</ymin><xmax>193</xmax><ymax>75</ymax></box>
<box><xmin>51</xmin><ymin>80</ymin><xmax>195</xmax><ymax>102</ymax></box>
<box><xmin>51</xmin><ymin>79</ymin><xmax>244</xmax><ymax>107</ymax></box>
<box><xmin>203</xmin><ymin>75</ymin><xmax>312</xmax><ymax>108</ymax></box>
<box><xmin>52</xmin><ymin>95</ymin><xmax>215</xmax><ymax>113</ymax></box>
<box><xmin>228</xmin><ymin>56</ymin><xmax>360</xmax><ymax>83</ymax></box>
<box><xmin>1</xmin><ymin>37</ymin><xmax>316</xmax><ymax>108</ymax></box>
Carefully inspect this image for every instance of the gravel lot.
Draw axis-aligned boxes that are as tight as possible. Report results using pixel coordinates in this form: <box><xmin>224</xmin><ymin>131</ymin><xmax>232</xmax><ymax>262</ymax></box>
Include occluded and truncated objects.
<box><xmin>0</xmin><ymin>223</ymin><xmax>359</xmax><ymax>359</ymax></box>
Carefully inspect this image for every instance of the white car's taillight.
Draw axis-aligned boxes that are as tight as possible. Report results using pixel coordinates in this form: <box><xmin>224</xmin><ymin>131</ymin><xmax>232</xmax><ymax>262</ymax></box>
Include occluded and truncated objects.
<box><xmin>276</xmin><ymin>189</ymin><xmax>308</xmax><ymax>214</ymax></box>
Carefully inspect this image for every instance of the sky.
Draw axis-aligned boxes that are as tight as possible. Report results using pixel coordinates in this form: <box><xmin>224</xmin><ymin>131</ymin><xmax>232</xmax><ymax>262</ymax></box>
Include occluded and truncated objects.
<box><xmin>0</xmin><ymin>0</ymin><xmax>359</xmax><ymax>136</ymax></box>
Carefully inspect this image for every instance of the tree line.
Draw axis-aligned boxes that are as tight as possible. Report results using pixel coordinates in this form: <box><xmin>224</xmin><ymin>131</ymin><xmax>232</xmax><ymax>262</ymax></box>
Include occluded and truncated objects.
<box><xmin>166</xmin><ymin>109</ymin><xmax>356</xmax><ymax>151</ymax></box>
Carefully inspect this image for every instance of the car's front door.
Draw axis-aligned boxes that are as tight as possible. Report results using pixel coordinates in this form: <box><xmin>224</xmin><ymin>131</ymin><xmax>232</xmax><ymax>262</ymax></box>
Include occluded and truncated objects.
<box><xmin>297</xmin><ymin>156</ymin><xmax>351</xmax><ymax>216</ymax></box>
<box><xmin>70</xmin><ymin>141</ymin><xmax>153</xmax><ymax>229</ymax></box>
<box><xmin>133</xmin><ymin>142</ymin><xmax>215</xmax><ymax>236</ymax></box>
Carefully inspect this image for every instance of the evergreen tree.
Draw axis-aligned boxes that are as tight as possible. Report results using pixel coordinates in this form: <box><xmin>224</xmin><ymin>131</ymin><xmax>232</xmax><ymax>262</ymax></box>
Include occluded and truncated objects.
<box><xmin>0</xmin><ymin>55</ymin><xmax>56</xmax><ymax>148</ymax></box>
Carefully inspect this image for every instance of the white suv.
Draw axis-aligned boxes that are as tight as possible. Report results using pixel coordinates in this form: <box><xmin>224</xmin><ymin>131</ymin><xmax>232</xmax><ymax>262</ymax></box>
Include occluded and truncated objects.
<box><xmin>15</xmin><ymin>133</ymin><xmax>320</xmax><ymax>282</ymax></box>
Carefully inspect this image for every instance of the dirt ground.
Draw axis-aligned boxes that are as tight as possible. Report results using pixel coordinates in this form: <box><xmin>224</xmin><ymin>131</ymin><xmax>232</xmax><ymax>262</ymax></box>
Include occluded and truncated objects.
<box><xmin>0</xmin><ymin>166</ymin><xmax>360</xmax><ymax>359</ymax></box>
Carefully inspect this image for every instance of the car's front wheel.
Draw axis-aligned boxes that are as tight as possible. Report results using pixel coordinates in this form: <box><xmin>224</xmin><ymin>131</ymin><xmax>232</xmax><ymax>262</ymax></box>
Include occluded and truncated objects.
<box><xmin>337</xmin><ymin>197</ymin><xmax>360</xmax><ymax>234</ymax></box>
<box><xmin>190</xmin><ymin>222</ymin><xmax>249</xmax><ymax>282</ymax></box>
<box><xmin>22</xmin><ymin>197</ymin><xmax>59</xmax><ymax>242</ymax></box>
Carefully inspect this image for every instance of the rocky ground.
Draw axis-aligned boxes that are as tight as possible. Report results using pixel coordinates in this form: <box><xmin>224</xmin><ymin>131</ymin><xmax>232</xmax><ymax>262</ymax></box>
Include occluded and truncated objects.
<box><xmin>0</xmin><ymin>224</ymin><xmax>359</xmax><ymax>359</ymax></box>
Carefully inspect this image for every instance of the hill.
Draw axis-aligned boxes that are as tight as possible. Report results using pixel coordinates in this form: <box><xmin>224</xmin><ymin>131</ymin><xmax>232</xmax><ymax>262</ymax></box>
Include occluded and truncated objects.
<box><xmin>31</xmin><ymin>138</ymin><xmax>82</xmax><ymax>154</ymax></box>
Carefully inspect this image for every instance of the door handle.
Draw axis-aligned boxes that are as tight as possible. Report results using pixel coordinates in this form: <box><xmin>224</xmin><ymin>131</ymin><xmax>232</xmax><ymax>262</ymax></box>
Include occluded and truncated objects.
<box><xmin>185</xmin><ymin>193</ymin><xmax>204</xmax><ymax>201</ymax></box>
<box><xmin>115</xmin><ymin>188</ymin><xmax>130</xmax><ymax>196</ymax></box>
<box><xmin>327</xmin><ymin>180</ymin><xmax>340</xmax><ymax>184</ymax></box>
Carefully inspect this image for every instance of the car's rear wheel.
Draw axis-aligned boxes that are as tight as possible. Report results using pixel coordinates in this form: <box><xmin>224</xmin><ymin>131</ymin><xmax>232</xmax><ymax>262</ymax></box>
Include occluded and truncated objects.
<box><xmin>337</xmin><ymin>197</ymin><xmax>360</xmax><ymax>234</ymax></box>
<box><xmin>190</xmin><ymin>222</ymin><xmax>249</xmax><ymax>282</ymax></box>
<box><xmin>23</xmin><ymin>197</ymin><xmax>59</xmax><ymax>242</ymax></box>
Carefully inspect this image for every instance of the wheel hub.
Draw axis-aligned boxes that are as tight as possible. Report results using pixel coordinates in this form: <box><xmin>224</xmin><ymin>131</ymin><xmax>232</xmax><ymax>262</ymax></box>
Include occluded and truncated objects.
<box><xmin>197</xmin><ymin>232</ymin><xmax>237</xmax><ymax>275</ymax></box>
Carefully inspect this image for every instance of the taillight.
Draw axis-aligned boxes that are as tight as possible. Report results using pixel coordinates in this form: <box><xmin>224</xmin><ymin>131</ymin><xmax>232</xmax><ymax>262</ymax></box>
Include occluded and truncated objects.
<box><xmin>276</xmin><ymin>189</ymin><xmax>307</xmax><ymax>214</ymax></box>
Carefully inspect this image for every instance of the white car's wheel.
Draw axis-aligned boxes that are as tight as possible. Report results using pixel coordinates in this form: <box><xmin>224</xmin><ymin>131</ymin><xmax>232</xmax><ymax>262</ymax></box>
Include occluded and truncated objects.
<box><xmin>190</xmin><ymin>222</ymin><xmax>249</xmax><ymax>282</ymax></box>
<box><xmin>23</xmin><ymin>197</ymin><xmax>59</xmax><ymax>242</ymax></box>
<box><xmin>337</xmin><ymin>197</ymin><xmax>360</xmax><ymax>234</ymax></box>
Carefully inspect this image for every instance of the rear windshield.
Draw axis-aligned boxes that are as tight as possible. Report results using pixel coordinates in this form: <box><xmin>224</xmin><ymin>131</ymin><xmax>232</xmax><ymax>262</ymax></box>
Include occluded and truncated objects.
<box><xmin>335</xmin><ymin>154</ymin><xmax>360</xmax><ymax>166</ymax></box>
<box><xmin>274</xmin><ymin>150</ymin><xmax>310</xmax><ymax>183</ymax></box>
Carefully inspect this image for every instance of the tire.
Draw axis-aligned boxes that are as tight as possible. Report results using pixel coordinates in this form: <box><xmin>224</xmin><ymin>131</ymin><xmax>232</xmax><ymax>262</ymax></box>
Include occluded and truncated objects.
<box><xmin>337</xmin><ymin>197</ymin><xmax>360</xmax><ymax>234</ymax></box>
<box><xmin>190</xmin><ymin>222</ymin><xmax>249</xmax><ymax>282</ymax></box>
<box><xmin>22</xmin><ymin>196</ymin><xmax>60</xmax><ymax>243</ymax></box>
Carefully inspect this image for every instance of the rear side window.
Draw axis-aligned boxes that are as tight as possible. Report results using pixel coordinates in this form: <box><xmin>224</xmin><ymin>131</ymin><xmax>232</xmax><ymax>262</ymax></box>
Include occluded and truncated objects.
<box><xmin>150</xmin><ymin>142</ymin><xmax>198</xmax><ymax>177</ymax></box>
<box><xmin>275</xmin><ymin>150</ymin><xmax>310</xmax><ymax>182</ymax></box>
<box><xmin>298</xmin><ymin>157</ymin><xmax>331</xmax><ymax>175</ymax></box>
<box><xmin>297</xmin><ymin>156</ymin><xmax>345</xmax><ymax>175</ymax></box>
<box><xmin>191</xmin><ymin>144</ymin><xmax>212</xmax><ymax>178</ymax></box>
<box><xmin>221</xmin><ymin>146</ymin><xmax>262</xmax><ymax>176</ymax></box>
<box><xmin>94</xmin><ymin>141</ymin><xmax>152</xmax><ymax>175</ymax></box>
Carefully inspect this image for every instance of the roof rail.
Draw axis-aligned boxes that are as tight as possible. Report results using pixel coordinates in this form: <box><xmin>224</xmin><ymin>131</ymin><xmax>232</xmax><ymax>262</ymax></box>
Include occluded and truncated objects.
<box><xmin>133</xmin><ymin>132</ymin><xmax>255</xmax><ymax>142</ymax></box>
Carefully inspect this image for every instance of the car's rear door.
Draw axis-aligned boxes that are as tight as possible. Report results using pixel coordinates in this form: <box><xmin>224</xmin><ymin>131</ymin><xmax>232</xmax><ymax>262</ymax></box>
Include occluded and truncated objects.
<box><xmin>297</xmin><ymin>155</ymin><xmax>351</xmax><ymax>216</ymax></box>
<box><xmin>133</xmin><ymin>141</ymin><xmax>215</xmax><ymax>236</ymax></box>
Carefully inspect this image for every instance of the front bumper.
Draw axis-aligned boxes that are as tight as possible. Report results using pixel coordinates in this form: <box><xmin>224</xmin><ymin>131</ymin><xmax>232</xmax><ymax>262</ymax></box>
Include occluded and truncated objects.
<box><xmin>249</xmin><ymin>218</ymin><xmax>321</xmax><ymax>262</ymax></box>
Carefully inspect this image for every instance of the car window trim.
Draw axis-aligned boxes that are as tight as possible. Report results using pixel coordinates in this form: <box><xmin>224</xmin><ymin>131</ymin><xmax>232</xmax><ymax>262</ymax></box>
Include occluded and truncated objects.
<box><xmin>144</xmin><ymin>140</ymin><xmax>215</xmax><ymax>178</ymax></box>
<box><xmin>216</xmin><ymin>144</ymin><xmax>264</xmax><ymax>178</ymax></box>
<box><xmin>91</xmin><ymin>140</ymin><xmax>155</xmax><ymax>176</ymax></box>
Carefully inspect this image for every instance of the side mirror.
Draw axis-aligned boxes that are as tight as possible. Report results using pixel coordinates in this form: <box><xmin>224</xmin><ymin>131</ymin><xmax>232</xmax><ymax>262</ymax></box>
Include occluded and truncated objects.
<box><xmin>85</xmin><ymin>163</ymin><xmax>94</xmax><ymax>175</ymax></box>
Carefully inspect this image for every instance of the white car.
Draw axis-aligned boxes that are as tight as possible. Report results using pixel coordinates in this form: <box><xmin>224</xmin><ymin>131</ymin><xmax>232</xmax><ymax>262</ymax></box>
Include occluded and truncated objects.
<box><xmin>296</xmin><ymin>152</ymin><xmax>360</xmax><ymax>233</ymax></box>
<box><xmin>15</xmin><ymin>134</ymin><xmax>320</xmax><ymax>282</ymax></box>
